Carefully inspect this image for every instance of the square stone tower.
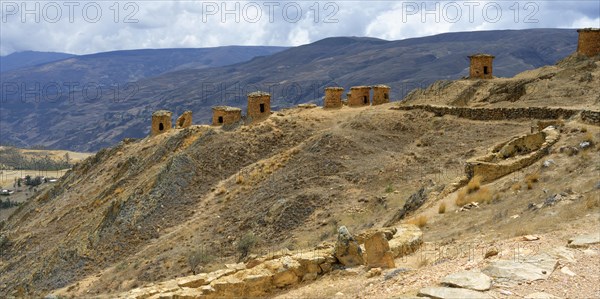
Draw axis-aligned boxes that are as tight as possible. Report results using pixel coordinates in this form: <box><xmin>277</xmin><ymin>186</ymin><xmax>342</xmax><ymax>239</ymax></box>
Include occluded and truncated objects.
<box><xmin>247</xmin><ymin>91</ymin><xmax>271</xmax><ymax>121</ymax></box>
<box><xmin>151</xmin><ymin>110</ymin><xmax>172</xmax><ymax>136</ymax></box>
<box><xmin>324</xmin><ymin>87</ymin><xmax>344</xmax><ymax>108</ymax></box>
<box><xmin>468</xmin><ymin>54</ymin><xmax>495</xmax><ymax>79</ymax></box>
<box><xmin>372</xmin><ymin>85</ymin><xmax>391</xmax><ymax>105</ymax></box>
<box><xmin>348</xmin><ymin>86</ymin><xmax>371</xmax><ymax>107</ymax></box>
<box><xmin>175</xmin><ymin>110</ymin><xmax>193</xmax><ymax>128</ymax></box>
<box><xmin>577</xmin><ymin>28</ymin><xmax>600</xmax><ymax>57</ymax></box>
<box><xmin>212</xmin><ymin>106</ymin><xmax>242</xmax><ymax>126</ymax></box>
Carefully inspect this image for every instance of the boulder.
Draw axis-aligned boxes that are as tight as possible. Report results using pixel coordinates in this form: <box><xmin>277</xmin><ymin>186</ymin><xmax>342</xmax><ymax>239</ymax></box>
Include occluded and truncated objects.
<box><xmin>482</xmin><ymin>253</ymin><xmax>558</xmax><ymax>285</ymax></box>
<box><xmin>440</xmin><ymin>271</ymin><xmax>492</xmax><ymax>291</ymax></box>
<box><xmin>417</xmin><ymin>287</ymin><xmax>492</xmax><ymax>299</ymax></box>
<box><xmin>364</xmin><ymin>232</ymin><xmax>395</xmax><ymax>269</ymax></box>
<box><xmin>567</xmin><ymin>233</ymin><xmax>600</xmax><ymax>248</ymax></box>
<box><xmin>333</xmin><ymin>226</ymin><xmax>364</xmax><ymax>267</ymax></box>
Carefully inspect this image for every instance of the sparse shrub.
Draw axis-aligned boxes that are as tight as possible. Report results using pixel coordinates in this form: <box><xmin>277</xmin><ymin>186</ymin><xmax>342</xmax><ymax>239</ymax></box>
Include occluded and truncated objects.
<box><xmin>456</xmin><ymin>185</ymin><xmax>495</xmax><ymax>206</ymax></box>
<box><xmin>237</xmin><ymin>232</ymin><xmax>258</xmax><ymax>260</ymax></box>
<box><xmin>0</xmin><ymin>234</ymin><xmax>9</xmax><ymax>251</ymax></box>
<box><xmin>385</xmin><ymin>184</ymin><xmax>394</xmax><ymax>193</ymax></box>
<box><xmin>466</xmin><ymin>176</ymin><xmax>481</xmax><ymax>193</ymax></box>
<box><xmin>511</xmin><ymin>183</ymin><xmax>522</xmax><ymax>193</ymax></box>
<box><xmin>585</xmin><ymin>195</ymin><xmax>599</xmax><ymax>210</ymax></box>
<box><xmin>455</xmin><ymin>189</ymin><xmax>468</xmax><ymax>206</ymax></box>
<box><xmin>408</xmin><ymin>215</ymin><xmax>428</xmax><ymax>228</ymax></box>
<box><xmin>438</xmin><ymin>202</ymin><xmax>446</xmax><ymax>214</ymax></box>
<box><xmin>215</xmin><ymin>187</ymin><xmax>226</xmax><ymax>195</ymax></box>
<box><xmin>187</xmin><ymin>248</ymin><xmax>214</xmax><ymax>275</ymax></box>
<box><xmin>580</xmin><ymin>127</ymin><xmax>588</xmax><ymax>133</ymax></box>
<box><xmin>418</xmin><ymin>257</ymin><xmax>429</xmax><ymax>268</ymax></box>
<box><xmin>469</xmin><ymin>187</ymin><xmax>493</xmax><ymax>204</ymax></box>
<box><xmin>582</xmin><ymin>132</ymin><xmax>594</xmax><ymax>144</ymax></box>
<box><xmin>525</xmin><ymin>172</ymin><xmax>540</xmax><ymax>189</ymax></box>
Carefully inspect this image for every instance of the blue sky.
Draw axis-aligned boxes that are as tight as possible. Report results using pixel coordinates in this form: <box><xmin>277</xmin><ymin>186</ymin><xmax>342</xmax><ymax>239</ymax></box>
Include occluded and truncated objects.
<box><xmin>1</xmin><ymin>0</ymin><xmax>599</xmax><ymax>55</ymax></box>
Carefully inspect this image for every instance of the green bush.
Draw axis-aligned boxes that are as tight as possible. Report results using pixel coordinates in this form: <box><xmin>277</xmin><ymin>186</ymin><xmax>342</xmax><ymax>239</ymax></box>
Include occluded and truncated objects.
<box><xmin>237</xmin><ymin>233</ymin><xmax>257</xmax><ymax>260</ymax></box>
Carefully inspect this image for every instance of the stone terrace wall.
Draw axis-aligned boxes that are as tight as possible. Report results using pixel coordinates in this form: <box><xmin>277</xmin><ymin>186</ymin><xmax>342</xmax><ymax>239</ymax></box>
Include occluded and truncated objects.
<box><xmin>394</xmin><ymin>105</ymin><xmax>600</xmax><ymax>124</ymax></box>
<box><xmin>465</xmin><ymin>127</ymin><xmax>559</xmax><ymax>182</ymax></box>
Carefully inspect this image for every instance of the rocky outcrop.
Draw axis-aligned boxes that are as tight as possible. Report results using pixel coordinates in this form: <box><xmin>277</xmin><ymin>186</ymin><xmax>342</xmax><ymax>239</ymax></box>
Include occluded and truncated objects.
<box><xmin>114</xmin><ymin>225</ymin><xmax>423</xmax><ymax>298</ymax></box>
<box><xmin>333</xmin><ymin>226</ymin><xmax>364</xmax><ymax>267</ymax></box>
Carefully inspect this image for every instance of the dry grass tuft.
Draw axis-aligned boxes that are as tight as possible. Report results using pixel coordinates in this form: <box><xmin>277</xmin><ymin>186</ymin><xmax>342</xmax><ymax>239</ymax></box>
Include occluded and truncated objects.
<box><xmin>438</xmin><ymin>202</ymin><xmax>446</xmax><ymax>214</ymax></box>
<box><xmin>511</xmin><ymin>183</ymin><xmax>522</xmax><ymax>193</ymax></box>
<box><xmin>585</xmin><ymin>194</ymin><xmax>600</xmax><ymax>210</ymax></box>
<box><xmin>236</xmin><ymin>174</ymin><xmax>245</xmax><ymax>185</ymax></box>
<box><xmin>466</xmin><ymin>175</ymin><xmax>481</xmax><ymax>193</ymax></box>
<box><xmin>215</xmin><ymin>187</ymin><xmax>226</xmax><ymax>195</ymax></box>
<box><xmin>582</xmin><ymin>132</ymin><xmax>594</xmax><ymax>143</ymax></box>
<box><xmin>408</xmin><ymin>215</ymin><xmax>428</xmax><ymax>228</ymax></box>
<box><xmin>456</xmin><ymin>185</ymin><xmax>495</xmax><ymax>206</ymax></box>
<box><xmin>525</xmin><ymin>172</ymin><xmax>540</xmax><ymax>189</ymax></box>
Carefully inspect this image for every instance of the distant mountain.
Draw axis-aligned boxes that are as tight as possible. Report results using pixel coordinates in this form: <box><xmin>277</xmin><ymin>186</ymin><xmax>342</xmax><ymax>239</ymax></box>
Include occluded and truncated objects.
<box><xmin>0</xmin><ymin>29</ymin><xmax>578</xmax><ymax>151</ymax></box>
<box><xmin>0</xmin><ymin>51</ymin><xmax>75</xmax><ymax>72</ymax></box>
<box><xmin>0</xmin><ymin>46</ymin><xmax>288</xmax><ymax>86</ymax></box>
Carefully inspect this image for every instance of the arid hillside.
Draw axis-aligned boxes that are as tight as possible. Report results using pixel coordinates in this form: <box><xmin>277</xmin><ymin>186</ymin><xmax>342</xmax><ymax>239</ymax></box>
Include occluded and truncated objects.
<box><xmin>0</xmin><ymin>53</ymin><xmax>599</xmax><ymax>298</ymax></box>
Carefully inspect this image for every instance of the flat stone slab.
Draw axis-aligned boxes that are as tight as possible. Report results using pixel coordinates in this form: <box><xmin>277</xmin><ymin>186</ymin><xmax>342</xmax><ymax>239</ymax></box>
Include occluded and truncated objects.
<box><xmin>567</xmin><ymin>233</ymin><xmax>600</xmax><ymax>248</ymax></box>
<box><xmin>417</xmin><ymin>287</ymin><xmax>492</xmax><ymax>299</ymax></box>
<box><xmin>482</xmin><ymin>253</ymin><xmax>558</xmax><ymax>285</ymax></box>
<box><xmin>441</xmin><ymin>271</ymin><xmax>492</xmax><ymax>291</ymax></box>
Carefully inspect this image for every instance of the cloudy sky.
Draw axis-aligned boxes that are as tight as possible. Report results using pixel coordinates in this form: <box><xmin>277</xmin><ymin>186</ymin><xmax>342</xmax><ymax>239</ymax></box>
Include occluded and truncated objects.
<box><xmin>1</xmin><ymin>0</ymin><xmax>598</xmax><ymax>55</ymax></box>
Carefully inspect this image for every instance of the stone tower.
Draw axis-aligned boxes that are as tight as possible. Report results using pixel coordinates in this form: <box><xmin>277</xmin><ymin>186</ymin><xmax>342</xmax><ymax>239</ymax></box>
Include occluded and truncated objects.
<box><xmin>212</xmin><ymin>106</ymin><xmax>242</xmax><ymax>126</ymax></box>
<box><xmin>348</xmin><ymin>86</ymin><xmax>371</xmax><ymax>107</ymax></box>
<box><xmin>151</xmin><ymin>110</ymin><xmax>172</xmax><ymax>136</ymax></box>
<box><xmin>247</xmin><ymin>91</ymin><xmax>271</xmax><ymax>121</ymax></box>
<box><xmin>175</xmin><ymin>111</ymin><xmax>193</xmax><ymax>129</ymax></box>
<box><xmin>577</xmin><ymin>28</ymin><xmax>600</xmax><ymax>57</ymax></box>
<box><xmin>468</xmin><ymin>54</ymin><xmax>495</xmax><ymax>79</ymax></box>
<box><xmin>372</xmin><ymin>85</ymin><xmax>391</xmax><ymax>105</ymax></box>
<box><xmin>324</xmin><ymin>87</ymin><xmax>344</xmax><ymax>108</ymax></box>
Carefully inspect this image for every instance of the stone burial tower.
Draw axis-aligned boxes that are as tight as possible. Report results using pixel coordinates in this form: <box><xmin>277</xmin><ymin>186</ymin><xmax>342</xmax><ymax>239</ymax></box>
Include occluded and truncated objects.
<box><xmin>324</xmin><ymin>87</ymin><xmax>344</xmax><ymax>108</ymax></box>
<box><xmin>247</xmin><ymin>91</ymin><xmax>271</xmax><ymax>121</ymax></box>
<box><xmin>468</xmin><ymin>54</ymin><xmax>495</xmax><ymax>79</ymax></box>
<box><xmin>577</xmin><ymin>28</ymin><xmax>600</xmax><ymax>57</ymax></box>
<box><xmin>212</xmin><ymin>106</ymin><xmax>242</xmax><ymax>126</ymax></box>
<box><xmin>151</xmin><ymin>110</ymin><xmax>172</xmax><ymax>136</ymax></box>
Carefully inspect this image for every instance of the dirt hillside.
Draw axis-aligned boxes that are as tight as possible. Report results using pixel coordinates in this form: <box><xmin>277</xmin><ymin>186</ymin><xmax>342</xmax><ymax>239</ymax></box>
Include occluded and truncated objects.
<box><xmin>0</xmin><ymin>54</ymin><xmax>598</xmax><ymax>298</ymax></box>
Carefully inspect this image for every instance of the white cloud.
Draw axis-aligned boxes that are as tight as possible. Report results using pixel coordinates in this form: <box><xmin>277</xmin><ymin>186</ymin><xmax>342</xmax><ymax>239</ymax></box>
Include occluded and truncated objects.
<box><xmin>0</xmin><ymin>0</ymin><xmax>597</xmax><ymax>55</ymax></box>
